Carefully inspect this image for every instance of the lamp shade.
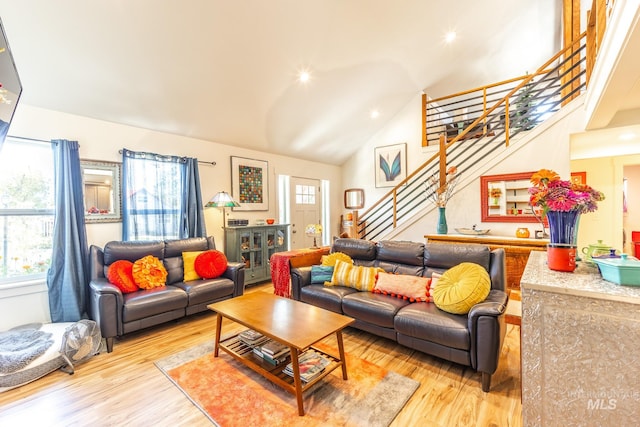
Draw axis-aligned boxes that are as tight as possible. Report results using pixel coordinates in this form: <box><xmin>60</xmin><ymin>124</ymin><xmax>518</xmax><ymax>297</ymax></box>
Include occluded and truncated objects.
<box><xmin>305</xmin><ymin>224</ymin><xmax>322</xmax><ymax>237</ymax></box>
<box><xmin>205</xmin><ymin>191</ymin><xmax>240</xmax><ymax>208</ymax></box>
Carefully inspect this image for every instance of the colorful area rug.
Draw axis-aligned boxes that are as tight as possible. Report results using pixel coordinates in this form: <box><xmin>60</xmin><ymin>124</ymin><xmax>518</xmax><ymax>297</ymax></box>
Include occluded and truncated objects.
<box><xmin>155</xmin><ymin>341</ymin><xmax>419</xmax><ymax>427</ymax></box>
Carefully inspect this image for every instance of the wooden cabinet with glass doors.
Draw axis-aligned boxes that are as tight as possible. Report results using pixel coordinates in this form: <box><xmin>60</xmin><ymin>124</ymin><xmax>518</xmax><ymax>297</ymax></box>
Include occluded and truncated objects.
<box><xmin>224</xmin><ymin>225</ymin><xmax>289</xmax><ymax>285</ymax></box>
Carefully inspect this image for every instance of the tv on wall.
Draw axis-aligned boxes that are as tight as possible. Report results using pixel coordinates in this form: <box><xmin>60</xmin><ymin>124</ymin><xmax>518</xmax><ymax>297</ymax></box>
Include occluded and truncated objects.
<box><xmin>0</xmin><ymin>17</ymin><xmax>22</xmax><ymax>146</ymax></box>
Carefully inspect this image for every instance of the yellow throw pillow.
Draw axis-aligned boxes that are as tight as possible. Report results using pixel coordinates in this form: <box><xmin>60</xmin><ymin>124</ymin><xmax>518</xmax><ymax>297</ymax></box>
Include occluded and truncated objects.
<box><xmin>327</xmin><ymin>259</ymin><xmax>384</xmax><ymax>292</ymax></box>
<box><xmin>321</xmin><ymin>252</ymin><xmax>353</xmax><ymax>267</ymax></box>
<box><xmin>432</xmin><ymin>262</ymin><xmax>490</xmax><ymax>314</ymax></box>
<box><xmin>182</xmin><ymin>251</ymin><xmax>204</xmax><ymax>282</ymax></box>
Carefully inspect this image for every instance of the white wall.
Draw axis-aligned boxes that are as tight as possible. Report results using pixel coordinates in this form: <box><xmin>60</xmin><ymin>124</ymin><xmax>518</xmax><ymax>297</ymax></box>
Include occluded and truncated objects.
<box><xmin>342</xmin><ymin>92</ymin><xmax>586</xmax><ymax>242</ymax></box>
<box><xmin>0</xmin><ymin>103</ymin><xmax>343</xmax><ymax>330</ymax></box>
<box><xmin>571</xmin><ymin>154</ymin><xmax>640</xmax><ymax>255</ymax></box>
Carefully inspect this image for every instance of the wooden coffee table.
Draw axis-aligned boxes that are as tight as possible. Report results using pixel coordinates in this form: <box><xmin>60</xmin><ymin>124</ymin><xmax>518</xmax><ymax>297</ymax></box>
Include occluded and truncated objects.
<box><xmin>207</xmin><ymin>293</ymin><xmax>355</xmax><ymax>416</ymax></box>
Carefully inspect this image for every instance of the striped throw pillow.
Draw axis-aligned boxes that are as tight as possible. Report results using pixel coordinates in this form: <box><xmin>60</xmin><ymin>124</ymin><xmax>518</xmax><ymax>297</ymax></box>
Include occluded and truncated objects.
<box><xmin>326</xmin><ymin>259</ymin><xmax>384</xmax><ymax>292</ymax></box>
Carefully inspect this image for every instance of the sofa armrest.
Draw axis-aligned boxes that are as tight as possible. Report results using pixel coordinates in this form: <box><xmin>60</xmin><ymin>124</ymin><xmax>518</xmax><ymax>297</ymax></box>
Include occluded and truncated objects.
<box><xmin>223</xmin><ymin>262</ymin><xmax>245</xmax><ymax>297</ymax></box>
<box><xmin>290</xmin><ymin>266</ymin><xmax>312</xmax><ymax>300</ymax></box>
<box><xmin>467</xmin><ymin>289</ymin><xmax>508</xmax><ymax>375</ymax></box>
<box><xmin>468</xmin><ymin>289</ymin><xmax>508</xmax><ymax>321</ymax></box>
<box><xmin>88</xmin><ymin>278</ymin><xmax>124</xmax><ymax>347</ymax></box>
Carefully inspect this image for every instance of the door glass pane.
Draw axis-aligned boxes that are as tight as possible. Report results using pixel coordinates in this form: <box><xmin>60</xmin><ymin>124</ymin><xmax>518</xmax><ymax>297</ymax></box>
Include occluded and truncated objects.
<box><xmin>295</xmin><ymin>185</ymin><xmax>316</xmax><ymax>205</ymax></box>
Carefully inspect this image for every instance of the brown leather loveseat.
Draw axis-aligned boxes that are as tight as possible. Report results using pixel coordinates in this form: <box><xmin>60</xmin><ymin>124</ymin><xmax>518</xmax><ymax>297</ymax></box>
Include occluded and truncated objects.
<box><xmin>290</xmin><ymin>238</ymin><xmax>508</xmax><ymax>392</ymax></box>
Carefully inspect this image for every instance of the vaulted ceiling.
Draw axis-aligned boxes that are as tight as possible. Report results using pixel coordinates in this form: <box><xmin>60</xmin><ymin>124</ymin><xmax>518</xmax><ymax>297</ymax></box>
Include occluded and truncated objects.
<box><xmin>0</xmin><ymin>1</ymin><xmax>562</xmax><ymax>164</ymax></box>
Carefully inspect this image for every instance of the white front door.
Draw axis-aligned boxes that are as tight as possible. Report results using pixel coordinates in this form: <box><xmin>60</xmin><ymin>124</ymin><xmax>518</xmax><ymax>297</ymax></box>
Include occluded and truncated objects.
<box><xmin>289</xmin><ymin>177</ymin><xmax>321</xmax><ymax>249</ymax></box>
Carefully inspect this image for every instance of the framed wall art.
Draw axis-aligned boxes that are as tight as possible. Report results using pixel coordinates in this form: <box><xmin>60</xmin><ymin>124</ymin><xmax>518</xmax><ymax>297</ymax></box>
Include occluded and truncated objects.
<box><xmin>231</xmin><ymin>156</ymin><xmax>268</xmax><ymax>211</ymax></box>
<box><xmin>375</xmin><ymin>143</ymin><xmax>407</xmax><ymax>188</ymax></box>
<box><xmin>570</xmin><ymin>171</ymin><xmax>586</xmax><ymax>185</ymax></box>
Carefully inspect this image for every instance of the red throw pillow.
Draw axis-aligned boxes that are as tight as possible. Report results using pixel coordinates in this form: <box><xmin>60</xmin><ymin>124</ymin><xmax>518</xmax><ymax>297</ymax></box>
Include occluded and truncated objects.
<box><xmin>107</xmin><ymin>260</ymin><xmax>139</xmax><ymax>293</ymax></box>
<box><xmin>194</xmin><ymin>250</ymin><xmax>228</xmax><ymax>279</ymax></box>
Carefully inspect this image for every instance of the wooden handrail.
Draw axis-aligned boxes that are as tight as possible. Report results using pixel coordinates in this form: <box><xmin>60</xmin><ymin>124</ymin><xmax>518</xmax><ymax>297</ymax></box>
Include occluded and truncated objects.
<box><xmin>434</xmin><ymin>30</ymin><xmax>588</xmax><ymax>151</ymax></box>
<box><xmin>427</xmin><ymin>70</ymin><xmax>552</xmax><ymax>105</ymax></box>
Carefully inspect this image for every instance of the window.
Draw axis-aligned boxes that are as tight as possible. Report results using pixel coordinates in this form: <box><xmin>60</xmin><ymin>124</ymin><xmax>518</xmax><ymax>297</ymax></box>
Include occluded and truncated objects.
<box><xmin>122</xmin><ymin>150</ymin><xmax>184</xmax><ymax>240</ymax></box>
<box><xmin>295</xmin><ymin>184</ymin><xmax>316</xmax><ymax>205</ymax></box>
<box><xmin>0</xmin><ymin>138</ymin><xmax>54</xmax><ymax>283</ymax></box>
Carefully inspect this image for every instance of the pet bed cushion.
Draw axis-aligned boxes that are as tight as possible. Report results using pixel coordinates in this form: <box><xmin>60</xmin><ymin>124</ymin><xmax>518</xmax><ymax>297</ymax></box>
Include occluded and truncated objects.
<box><xmin>0</xmin><ymin>322</ymin><xmax>74</xmax><ymax>393</ymax></box>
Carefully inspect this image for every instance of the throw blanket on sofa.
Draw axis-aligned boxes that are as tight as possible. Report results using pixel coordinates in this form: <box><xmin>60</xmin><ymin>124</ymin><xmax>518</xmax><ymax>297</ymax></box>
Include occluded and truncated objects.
<box><xmin>270</xmin><ymin>247</ymin><xmax>329</xmax><ymax>298</ymax></box>
<box><xmin>0</xmin><ymin>324</ymin><xmax>54</xmax><ymax>374</ymax></box>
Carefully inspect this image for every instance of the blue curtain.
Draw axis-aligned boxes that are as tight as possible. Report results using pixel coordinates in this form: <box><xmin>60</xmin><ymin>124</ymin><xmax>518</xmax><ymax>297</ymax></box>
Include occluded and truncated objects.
<box><xmin>183</xmin><ymin>158</ymin><xmax>206</xmax><ymax>238</ymax></box>
<box><xmin>47</xmin><ymin>139</ymin><xmax>89</xmax><ymax>322</ymax></box>
<box><xmin>122</xmin><ymin>149</ymin><xmax>206</xmax><ymax>240</ymax></box>
<box><xmin>0</xmin><ymin>119</ymin><xmax>9</xmax><ymax>152</ymax></box>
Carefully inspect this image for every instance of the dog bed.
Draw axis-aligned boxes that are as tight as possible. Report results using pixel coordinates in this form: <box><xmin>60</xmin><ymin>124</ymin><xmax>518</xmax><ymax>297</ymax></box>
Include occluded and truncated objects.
<box><xmin>0</xmin><ymin>322</ymin><xmax>75</xmax><ymax>392</ymax></box>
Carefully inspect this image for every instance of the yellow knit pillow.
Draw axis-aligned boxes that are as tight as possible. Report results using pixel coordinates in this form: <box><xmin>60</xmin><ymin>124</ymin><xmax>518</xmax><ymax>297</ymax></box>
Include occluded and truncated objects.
<box><xmin>327</xmin><ymin>259</ymin><xmax>384</xmax><ymax>291</ymax></box>
<box><xmin>182</xmin><ymin>251</ymin><xmax>204</xmax><ymax>282</ymax></box>
<box><xmin>432</xmin><ymin>262</ymin><xmax>490</xmax><ymax>314</ymax></box>
<box><xmin>321</xmin><ymin>252</ymin><xmax>353</xmax><ymax>267</ymax></box>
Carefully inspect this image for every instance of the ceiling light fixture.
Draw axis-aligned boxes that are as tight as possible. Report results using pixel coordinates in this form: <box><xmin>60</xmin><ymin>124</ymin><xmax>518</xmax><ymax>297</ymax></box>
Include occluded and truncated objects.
<box><xmin>298</xmin><ymin>70</ymin><xmax>311</xmax><ymax>83</ymax></box>
<box><xmin>619</xmin><ymin>132</ymin><xmax>636</xmax><ymax>141</ymax></box>
<box><xmin>445</xmin><ymin>31</ymin><xmax>457</xmax><ymax>44</ymax></box>
<box><xmin>370</xmin><ymin>110</ymin><xmax>380</xmax><ymax>119</ymax></box>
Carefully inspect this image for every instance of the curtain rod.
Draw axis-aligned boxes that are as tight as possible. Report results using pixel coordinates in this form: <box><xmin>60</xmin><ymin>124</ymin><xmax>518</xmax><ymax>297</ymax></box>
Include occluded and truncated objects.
<box><xmin>7</xmin><ymin>135</ymin><xmax>54</xmax><ymax>144</ymax></box>
<box><xmin>117</xmin><ymin>149</ymin><xmax>216</xmax><ymax>166</ymax></box>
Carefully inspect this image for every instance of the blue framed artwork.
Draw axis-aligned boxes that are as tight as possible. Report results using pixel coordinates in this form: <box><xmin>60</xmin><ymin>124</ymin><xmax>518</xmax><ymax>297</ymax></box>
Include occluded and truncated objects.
<box><xmin>375</xmin><ymin>143</ymin><xmax>406</xmax><ymax>188</ymax></box>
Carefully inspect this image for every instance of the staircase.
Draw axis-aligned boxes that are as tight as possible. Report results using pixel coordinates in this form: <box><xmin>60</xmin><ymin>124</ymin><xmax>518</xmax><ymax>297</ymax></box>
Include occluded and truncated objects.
<box><xmin>353</xmin><ymin>24</ymin><xmax>602</xmax><ymax>242</ymax></box>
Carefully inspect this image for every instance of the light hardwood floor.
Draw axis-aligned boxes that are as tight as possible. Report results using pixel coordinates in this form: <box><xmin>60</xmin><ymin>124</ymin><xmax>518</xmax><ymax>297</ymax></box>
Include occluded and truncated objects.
<box><xmin>0</xmin><ymin>283</ymin><xmax>522</xmax><ymax>426</ymax></box>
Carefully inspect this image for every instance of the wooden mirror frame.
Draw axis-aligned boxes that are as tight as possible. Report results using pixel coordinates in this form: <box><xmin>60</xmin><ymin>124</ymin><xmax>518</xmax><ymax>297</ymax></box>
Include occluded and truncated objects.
<box><xmin>81</xmin><ymin>159</ymin><xmax>122</xmax><ymax>223</ymax></box>
<box><xmin>480</xmin><ymin>172</ymin><xmax>539</xmax><ymax>223</ymax></box>
<box><xmin>344</xmin><ymin>188</ymin><xmax>365</xmax><ymax>209</ymax></box>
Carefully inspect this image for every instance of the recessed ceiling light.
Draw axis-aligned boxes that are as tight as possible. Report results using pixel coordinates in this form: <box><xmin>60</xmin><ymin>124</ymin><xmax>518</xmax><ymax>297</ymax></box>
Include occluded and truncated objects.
<box><xmin>298</xmin><ymin>70</ymin><xmax>311</xmax><ymax>83</ymax></box>
<box><xmin>445</xmin><ymin>31</ymin><xmax>457</xmax><ymax>44</ymax></box>
<box><xmin>370</xmin><ymin>110</ymin><xmax>380</xmax><ymax>119</ymax></box>
<box><xmin>619</xmin><ymin>132</ymin><xmax>636</xmax><ymax>141</ymax></box>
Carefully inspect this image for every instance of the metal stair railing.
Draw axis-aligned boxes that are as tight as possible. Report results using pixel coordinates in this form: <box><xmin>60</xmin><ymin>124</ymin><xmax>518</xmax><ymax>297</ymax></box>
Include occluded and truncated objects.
<box><xmin>356</xmin><ymin>32</ymin><xmax>589</xmax><ymax>242</ymax></box>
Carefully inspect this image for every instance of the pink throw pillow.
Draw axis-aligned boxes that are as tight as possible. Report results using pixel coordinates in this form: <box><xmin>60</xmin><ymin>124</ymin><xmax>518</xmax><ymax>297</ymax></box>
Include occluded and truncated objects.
<box><xmin>373</xmin><ymin>272</ymin><xmax>432</xmax><ymax>302</ymax></box>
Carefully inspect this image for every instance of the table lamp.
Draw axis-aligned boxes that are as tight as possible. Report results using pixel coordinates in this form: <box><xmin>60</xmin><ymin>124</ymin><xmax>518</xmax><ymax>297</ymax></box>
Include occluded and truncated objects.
<box><xmin>305</xmin><ymin>224</ymin><xmax>322</xmax><ymax>248</ymax></box>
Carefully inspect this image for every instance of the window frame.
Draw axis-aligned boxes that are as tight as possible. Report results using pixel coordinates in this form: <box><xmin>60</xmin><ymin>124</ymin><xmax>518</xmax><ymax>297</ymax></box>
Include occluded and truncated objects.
<box><xmin>0</xmin><ymin>137</ymin><xmax>54</xmax><ymax>285</ymax></box>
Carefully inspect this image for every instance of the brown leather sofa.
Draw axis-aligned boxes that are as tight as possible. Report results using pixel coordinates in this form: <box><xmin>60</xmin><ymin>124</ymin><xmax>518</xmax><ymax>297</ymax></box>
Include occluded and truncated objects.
<box><xmin>88</xmin><ymin>236</ymin><xmax>244</xmax><ymax>352</ymax></box>
<box><xmin>290</xmin><ymin>238</ymin><xmax>508</xmax><ymax>392</ymax></box>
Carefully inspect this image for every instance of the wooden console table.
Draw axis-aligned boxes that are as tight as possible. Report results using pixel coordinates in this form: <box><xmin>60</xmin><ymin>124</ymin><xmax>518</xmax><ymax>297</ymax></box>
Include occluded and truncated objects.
<box><xmin>424</xmin><ymin>234</ymin><xmax>548</xmax><ymax>292</ymax></box>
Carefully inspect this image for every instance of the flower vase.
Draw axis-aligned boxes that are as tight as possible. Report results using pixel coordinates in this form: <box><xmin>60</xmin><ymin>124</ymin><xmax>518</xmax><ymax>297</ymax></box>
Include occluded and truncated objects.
<box><xmin>546</xmin><ymin>210</ymin><xmax>580</xmax><ymax>272</ymax></box>
<box><xmin>437</xmin><ymin>207</ymin><xmax>448</xmax><ymax>234</ymax></box>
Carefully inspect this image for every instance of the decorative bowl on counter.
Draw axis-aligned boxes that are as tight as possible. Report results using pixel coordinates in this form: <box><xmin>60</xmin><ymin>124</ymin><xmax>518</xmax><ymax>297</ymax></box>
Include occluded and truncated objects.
<box><xmin>455</xmin><ymin>227</ymin><xmax>490</xmax><ymax>236</ymax></box>
<box><xmin>266</xmin><ymin>218</ymin><xmax>275</xmax><ymax>224</ymax></box>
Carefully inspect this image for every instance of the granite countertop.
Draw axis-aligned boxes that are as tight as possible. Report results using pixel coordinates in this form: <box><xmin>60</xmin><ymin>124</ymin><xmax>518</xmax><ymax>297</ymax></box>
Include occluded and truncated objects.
<box><xmin>521</xmin><ymin>251</ymin><xmax>640</xmax><ymax>304</ymax></box>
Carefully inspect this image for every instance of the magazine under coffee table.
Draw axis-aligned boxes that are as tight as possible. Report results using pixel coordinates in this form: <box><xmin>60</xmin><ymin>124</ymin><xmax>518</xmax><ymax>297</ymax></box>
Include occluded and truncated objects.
<box><xmin>207</xmin><ymin>293</ymin><xmax>355</xmax><ymax>416</ymax></box>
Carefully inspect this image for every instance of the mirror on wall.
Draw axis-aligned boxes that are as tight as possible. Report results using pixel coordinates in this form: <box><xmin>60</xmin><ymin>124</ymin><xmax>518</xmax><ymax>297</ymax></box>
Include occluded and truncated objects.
<box><xmin>480</xmin><ymin>172</ymin><xmax>541</xmax><ymax>223</ymax></box>
<box><xmin>344</xmin><ymin>188</ymin><xmax>365</xmax><ymax>209</ymax></box>
<box><xmin>81</xmin><ymin>160</ymin><xmax>121</xmax><ymax>223</ymax></box>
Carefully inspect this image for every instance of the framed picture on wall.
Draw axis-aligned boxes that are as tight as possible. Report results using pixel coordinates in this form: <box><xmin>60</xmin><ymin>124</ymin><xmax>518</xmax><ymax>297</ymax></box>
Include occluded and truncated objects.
<box><xmin>375</xmin><ymin>143</ymin><xmax>407</xmax><ymax>188</ymax></box>
<box><xmin>570</xmin><ymin>171</ymin><xmax>586</xmax><ymax>185</ymax></box>
<box><xmin>231</xmin><ymin>156</ymin><xmax>268</xmax><ymax>211</ymax></box>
